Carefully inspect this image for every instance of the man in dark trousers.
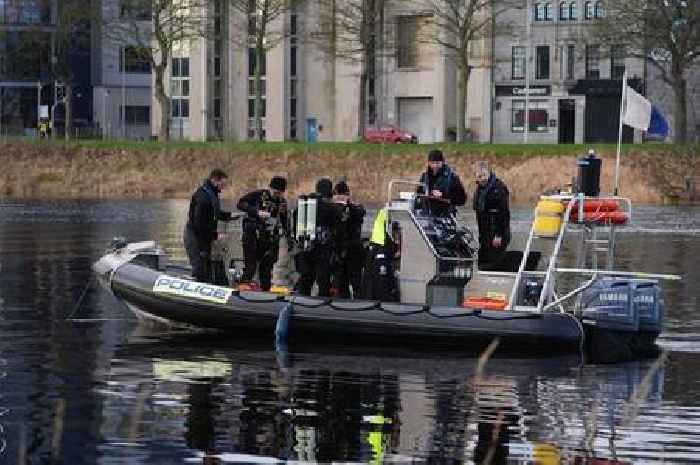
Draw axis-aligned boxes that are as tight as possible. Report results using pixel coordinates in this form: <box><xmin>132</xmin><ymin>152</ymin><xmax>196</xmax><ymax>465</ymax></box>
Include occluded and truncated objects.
<box><xmin>473</xmin><ymin>161</ymin><xmax>511</xmax><ymax>266</ymax></box>
<box><xmin>418</xmin><ymin>149</ymin><xmax>467</xmax><ymax>216</ymax></box>
<box><xmin>237</xmin><ymin>176</ymin><xmax>288</xmax><ymax>291</ymax></box>
<box><xmin>184</xmin><ymin>169</ymin><xmax>234</xmax><ymax>283</ymax></box>
<box><xmin>295</xmin><ymin>178</ymin><xmax>341</xmax><ymax>297</ymax></box>
<box><xmin>332</xmin><ymin>180</ymin><xmax>366</xmax><ymax>299</ymax></box>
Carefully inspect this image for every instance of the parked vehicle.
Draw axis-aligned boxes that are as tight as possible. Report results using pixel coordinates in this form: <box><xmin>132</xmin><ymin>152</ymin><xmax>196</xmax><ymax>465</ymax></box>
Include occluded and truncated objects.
<box><xmin>364</xmin><ymin>125</ymin><xmax>418</xmax><ymax>144</ymax></box>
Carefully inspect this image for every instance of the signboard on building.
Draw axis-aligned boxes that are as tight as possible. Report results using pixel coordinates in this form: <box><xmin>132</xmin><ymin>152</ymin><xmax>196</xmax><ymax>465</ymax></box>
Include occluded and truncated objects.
<box><xmin>496</xmin><ymin>86</ymin><xmax>551</xmax><ymax>97</ymax></box>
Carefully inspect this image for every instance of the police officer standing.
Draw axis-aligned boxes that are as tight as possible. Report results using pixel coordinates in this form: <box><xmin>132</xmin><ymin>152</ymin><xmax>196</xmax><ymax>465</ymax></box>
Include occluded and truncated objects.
<box><xmin>473</xmin><ymin>161</ymin><xmax>510</xmax><ymax>266</ymax></box>
<box><xmin>184</xmin><ymin>169</ymin><xmax>234</xmax><ymax>284</ymax></box>
<box><xmin>237</xmin><ymin>176</ymin><xmax>288</xmax><ymax>291</ymax></box>
<box><xmin>332</xmin><ymin>181</ymin><xmax>366</xmax><ymax>299</ymax></box>
<box><xmin>295</xmin><ymin>178</ymin><xmax>341</xmax><ymax>297</ymax></box>
<box><xmin>418</xmin><ymin>149</ymin><xmax>467</xmax><ymax>216</ymax></box>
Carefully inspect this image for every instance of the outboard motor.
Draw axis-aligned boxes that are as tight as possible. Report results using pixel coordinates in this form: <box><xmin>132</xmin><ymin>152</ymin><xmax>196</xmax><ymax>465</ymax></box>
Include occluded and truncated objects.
<box><xmin>579</xmin><ymin>278</ymin><xmax>638</xmax><ymax>332</ymax></box>
<box><xmin>634</xmin><ymin>281</ymin><xmax>665</xmax><ymax>335</ymax></box>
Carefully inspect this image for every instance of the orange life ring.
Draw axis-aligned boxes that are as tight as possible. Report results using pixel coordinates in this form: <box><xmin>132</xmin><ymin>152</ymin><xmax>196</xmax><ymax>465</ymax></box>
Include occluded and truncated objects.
<box><xmin>463</xmin><ymin>297</ymin><xmax>508</xmax><ymax>311</ymax></box>
<box><xmin>570</xmin><ymin>210</ymin><xmax>629</xmax><ymax>225</ymax></box>
<box><xmin>570</xmin><ymin>199</ymin><xmax>620</xmax><ymax>212</ymax></box>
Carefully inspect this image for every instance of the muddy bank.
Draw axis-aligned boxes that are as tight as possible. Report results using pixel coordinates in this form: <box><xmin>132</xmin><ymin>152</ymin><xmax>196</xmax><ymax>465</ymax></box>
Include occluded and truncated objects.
<box><xmin>1</xmin><ymin>141</ymin><xmax>697</xmax><ymax>204</ymax></box>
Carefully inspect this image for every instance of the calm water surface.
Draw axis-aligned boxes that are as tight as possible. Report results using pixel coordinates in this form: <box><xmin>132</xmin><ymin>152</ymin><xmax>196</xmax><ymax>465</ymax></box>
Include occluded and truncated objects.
<box><xmin>0</xmin><ymin>200</ymin><xmax>698</xmax><ymax>464</ymax></box>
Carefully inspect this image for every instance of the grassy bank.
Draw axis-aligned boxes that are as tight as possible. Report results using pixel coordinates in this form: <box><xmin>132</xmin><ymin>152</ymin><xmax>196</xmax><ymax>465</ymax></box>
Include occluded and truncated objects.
<box><xmin>1</xmin><ymin>139</ymin><xmax>697</xmax><ymax>204</ymax></box>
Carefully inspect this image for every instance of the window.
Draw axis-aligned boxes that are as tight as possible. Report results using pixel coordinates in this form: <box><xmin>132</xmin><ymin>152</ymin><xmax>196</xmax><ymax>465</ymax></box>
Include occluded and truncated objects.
<box><xmin>397</xmin><ymin>16</ymin><xmax>418</xmax><ymax>68</ymax></box>
<box><xmin>584</xmin><ymin>1</ymin><xmax>594</xmax><ymax>19</ymax></box>
<box><xmin>611</xmin><ymin>45</ymin><xmax>625</xmax><ymax>79</ymax></box>
<box><xmin>122</xmin><ymin>106</ymin><xmax>150</xmax><ymax>125</ymax></box>
<box><xmin>512</xmin><ymin>46</ymin><xmax>526</xmax><ymax>79</ymax></box>
<box><xmin>248</xmin><ymin>47</ymin><xmax>267</xmax><ymax>139</ymax></box>
<box><xmin>512</xmin><ymin>100</ymin><xmax>550</xmax><ymax>132</ymax></box>
<box><xmin>536</xmin><ymin>46</ymin><xmax>550</xmax><ymax>79</ymax></box>
<box><xmin>248</xmin><ymin>48</ymin><xmax>267</xmax><ymax>76</ymax></box>
<box><xmin>585</xmin><ymin>44</ymin><xmax>600</xmax><ymax>79</ymax></box>
<box><xmin>545</xmin><ymin>3</ymin><xmax>553</xmax><ymax>20</ymax></box>
<box><xmin>171</xmin><ymin>57</ymin><xmax>190</xmax><ymax>118</ymax></box>
<box><xmin>120</xmin><ymin>1</ymin><xmax>150</xmax><ymax>20</ymax></box>
<box><xmin>567</xmin><ymin>44</ymin><xmax>575</xmax><ymax>80</ymax></box>
<box><xmin>559</xmin><ymin>2</ymin><xmax>569</xmax><ymax>20</ymax></box>
<box><xmin>121</xmin><ymin>47</ymin><xmax>151</xmax><ymax>73</ymax></box>
<box><xmin>534</xmin><ymin>3</ymin><xmax>545</xmax><ymax>21</ymax></box>
<box><xmin>569</xmin><ymin>2</ymin><xmax>578</xmax><ymax>20</ymax></box>
<box><xmin>595</xmin><ymin>1</ymin><xmax>605</xmax><ymax>18</ymax></box>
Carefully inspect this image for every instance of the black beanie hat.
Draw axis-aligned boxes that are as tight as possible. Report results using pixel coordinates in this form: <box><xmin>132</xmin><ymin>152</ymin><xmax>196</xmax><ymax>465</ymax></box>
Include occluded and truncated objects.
<box><xmin>316</xmin><ymin>178</ymin><xmax>333</xmax><ymax>198</ymax></box>
<box><xmin>269</xmin><ymin>176</ymin><xmax>287</xmax><ymax>192</ymax></box>
<box><xmin>428</xmin><ymin>149</ymin><xmax>444</xmax><ymax>162</ymax></box>
<box><xmin>334</xmin><ymin>180</ymin><xmax>350</xmax><ymax>195</ymax></box>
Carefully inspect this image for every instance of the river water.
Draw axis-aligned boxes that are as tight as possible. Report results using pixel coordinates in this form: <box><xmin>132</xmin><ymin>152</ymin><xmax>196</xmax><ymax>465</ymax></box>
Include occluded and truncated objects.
<box><xmin>0</xmin><ymin>200</ymin><xmax>698</xmax><ymax>464</ymax></box>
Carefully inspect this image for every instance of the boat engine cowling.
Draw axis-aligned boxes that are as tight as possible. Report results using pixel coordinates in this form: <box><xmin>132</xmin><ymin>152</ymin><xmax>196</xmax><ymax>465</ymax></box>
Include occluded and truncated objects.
<box><xmin>580</xmin><ymin>278</ymin><xmax>638</xmax><ymax>332</ymax></box>
<box><xmin>634</xmin><ymin>281</ymin><xmax>665</xmax><ymax>334</ymax></box>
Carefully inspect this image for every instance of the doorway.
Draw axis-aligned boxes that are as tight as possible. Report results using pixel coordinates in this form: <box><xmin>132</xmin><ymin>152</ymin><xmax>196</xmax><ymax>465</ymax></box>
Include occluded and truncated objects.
<box><xmin>558</xmin><ymin>99</ymin><xmax>576</xmax><ymax>144</ymax></box>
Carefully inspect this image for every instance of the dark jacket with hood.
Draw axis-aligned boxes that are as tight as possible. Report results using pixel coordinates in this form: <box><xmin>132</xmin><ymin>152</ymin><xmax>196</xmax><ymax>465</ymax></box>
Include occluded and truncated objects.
<box><xmin>186</xmin><ymin>179</ymin><xmax>232</xmax><ymax>249</ymax></box>
<box><xmin>419</xmin><ymin>164</ymin><xmax>467</xmax><ymax>208</ymax></box>
<box><xmin>473</xmin><ymin>174</ymin><xmax>511</xmax><ymax>249</ymax></box>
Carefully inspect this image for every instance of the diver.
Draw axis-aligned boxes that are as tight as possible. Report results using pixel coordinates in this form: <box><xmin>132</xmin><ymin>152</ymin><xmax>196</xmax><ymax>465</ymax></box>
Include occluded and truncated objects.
<box><xmin>332</xmin><ymin>180</ymin><xmax>366</xmax><ymax>299</ymax></box>
<box><xmin>361</xmin><ymin>208</ymin><xmax>399</xmax><ymax>302</ymax></box>
<box><xmin>418</xmin><ymin>149</ymin><xmax>467</xmax><ymax>216</ymax></box>
<box><xmin>184</xmin><ymin>169</ymin><xmax>235</xmax><ymax>284</ymax></box>
<box><xmin>473</xmin><ymin>161</ymin><xmax>511</xmax><ymax>266</ymax></box>
<box><xmin>237</xmin><ymin>176</ymin><xmax>289</xmax><ymax>291</ymax></box>
<box><xmin>295</xmin><ymin>178</ymin><xmax>342</xmax><ymax>297</ymax></box>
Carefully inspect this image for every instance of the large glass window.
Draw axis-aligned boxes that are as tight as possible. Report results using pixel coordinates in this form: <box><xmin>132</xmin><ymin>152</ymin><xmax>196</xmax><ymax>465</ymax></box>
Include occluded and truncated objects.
<box><xmin>569</xmin><ymin>2</ymin><xmax>578</xmax><ymax>20</ymax></box>
<box><xmin>122</xmin><ymin>105</ymin><xmax>150</xmax><ymax>125</ymax></box>
<box><xmin>567</xmin><ymin>44</ymin><xmax>575</xmax><ymax>80</ymax></box>
<box><xmin>611</xmin><ymin>45</ymin><xmax>625</xmax><ymax>79</ymax></box>
<box><xmin>536</xmin><ymin>45</ymin><xmax>550</xmax><ymax>79</ymax></box>
<box><xmin>584</xmin><ymin>1</ymin><xmax>594</xmax><ymax>19</ymax></box>
<box><xmin>585</xmin><ymin>44</ymin><xmax>600</xmax><ymax>79</ymax></box>
<box><xmin>559</xmin><ymin>2</ymin><xmax>569</xmax><ymax>20</ymax></box>
<box><xmin>121</xmin><ymin>47</ymin><xmax>151</xmax><ymax>74</ymax></box>
<box><xmin>512</xmin><ymin>46</ymin><xmax>525</xmax><ymax>80</ymax></box>
<box><xmin>171</xmin><ymin>57</ymin><xmax>190</xmax><ymax>118</ymax></box>
<box><xmin>397</xmin><ymin>16</ymin><xmax>418</xmax><ymax>68</ymax></box>
<box><xmin>512</xmin><ymin>100</ymin><xmax>550</xmax><ymax>132</ymax></box>
<box><xmin>595</xmin><ymin>1</ymin><xmax>605</xmax><ymax>18</ymax></box>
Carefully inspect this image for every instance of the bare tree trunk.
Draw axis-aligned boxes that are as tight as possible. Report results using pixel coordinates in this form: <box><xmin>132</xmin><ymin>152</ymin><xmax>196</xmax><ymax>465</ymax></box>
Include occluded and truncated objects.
<box><xmin>456</xmin><ymin>60</ymin><xmax>470</xmax><ymax>143</ymax></box>
<box><xmin>64</xmin><ymin>83</ymin><xmax>73</xmax><ymax>141</ymax></box>
<box><xmin>154</xmin><ymin>64</ymin><xmax>170</xmax><ymax>142</ymax></box>
<box><xmin>358</xmin><ymin>60</ymin><xmax>367</xmax><ymax>139</ymax></box>
<box><xmin>672</xmin><ymin>72</ymin><xmax>688</xmax><ymax>143</ymax></box>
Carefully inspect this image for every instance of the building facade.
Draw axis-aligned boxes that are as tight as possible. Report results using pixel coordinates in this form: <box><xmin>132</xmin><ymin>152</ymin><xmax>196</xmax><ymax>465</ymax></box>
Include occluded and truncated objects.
<box><xmin>92</xmin><ymin>0</ymin><xmax>152</xmax><ymax>139</ymax></box>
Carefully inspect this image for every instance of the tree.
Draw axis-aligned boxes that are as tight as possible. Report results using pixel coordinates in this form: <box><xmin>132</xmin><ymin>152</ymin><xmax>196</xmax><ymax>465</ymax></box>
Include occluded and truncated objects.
<box><xmin>229</xmin><ymin>0</ymin><xmax>301</xmax><ymax>141</ymax></box>
<box><xmin>104</xmin><ymin>0</ymin><xmax>211</xmax><ymax>142</ymax></box>
<box><xmin>310</xmin><ymin>0</ymin><xmax>387</xmax><ymax>139</ymax></box>
<box><xmin>419</xmin><ymin>0</ymin><xmax>519</xmax><ymax>142</ymax></box>
<box><xmin>596</xmin><ymin>0</ymin><xmax>700</xmax><ymax>142</ymax></box>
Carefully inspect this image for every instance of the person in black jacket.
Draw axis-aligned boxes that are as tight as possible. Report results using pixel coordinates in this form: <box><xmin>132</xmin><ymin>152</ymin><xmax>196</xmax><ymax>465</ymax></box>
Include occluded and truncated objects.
<box><xmin>184</xmin><ymin>169</ymin><xmax>234</xmax><ymax>283</ymax></box>
<box><xmin>418</xmin><ymin>149</ymin><xmax>467</xmax><ymax>216</ymax></box>
<box><xmin>295</xmin><ymin>178</ymin><xmax>342</xmax><ymax>297</ymax></box>
<box><xmin>237</xmin><ymin>176</ymin><xmax>288</xmax><ymax>291</ymax></box>
<box><xmin>473</xmin><ymin>161</ymin><xmax>511</xmax><ymax>266</ymax></box>
<box><xmin>331</xmin><ymin>181</ymin><xmax>366</xmax><ymax>299</ymax></box>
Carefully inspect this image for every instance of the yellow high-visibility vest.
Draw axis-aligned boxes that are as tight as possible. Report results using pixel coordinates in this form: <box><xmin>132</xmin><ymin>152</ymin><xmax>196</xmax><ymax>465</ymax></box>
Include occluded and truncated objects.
<box><xmin>370</xmin><ymin>208</ymin><xmax>388</xmax><ymax>246</ymax></box>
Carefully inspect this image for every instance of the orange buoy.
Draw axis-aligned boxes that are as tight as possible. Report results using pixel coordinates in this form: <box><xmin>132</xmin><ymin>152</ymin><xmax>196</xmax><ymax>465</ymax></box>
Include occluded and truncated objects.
<box><xmin>571</xmin><ymin>210</ymin><xmax>629</xmax><ymax>225</ymax></box>
<box><xmin>570</xmin><ymin>199</ymin><xmax>620</xmax><ymax>212</ymax></box>
<box><xmin>463</xmin><ymin>297</ymin><xmax>508</xmax><ymax>311</ymax></box>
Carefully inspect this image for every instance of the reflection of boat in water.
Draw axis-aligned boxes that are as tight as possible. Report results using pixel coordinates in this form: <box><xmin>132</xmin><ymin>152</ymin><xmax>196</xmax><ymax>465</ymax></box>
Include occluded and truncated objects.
<box><xmin>102</xmin><ymin>333</ymin><xmax>664</xmax><ymax>464</ymax></box>
<box><xmin>94</xmin><ymin>165</ymin><xmax>679</xmax><ymax>360</ymax></box>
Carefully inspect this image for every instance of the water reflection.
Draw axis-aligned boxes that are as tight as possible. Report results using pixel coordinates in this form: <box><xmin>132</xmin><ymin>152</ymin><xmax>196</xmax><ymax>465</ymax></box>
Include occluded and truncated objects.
<box><xmin>95</xmin><ymin>333</ymin><xmax>678</xmax><ymax>464</ymax></box>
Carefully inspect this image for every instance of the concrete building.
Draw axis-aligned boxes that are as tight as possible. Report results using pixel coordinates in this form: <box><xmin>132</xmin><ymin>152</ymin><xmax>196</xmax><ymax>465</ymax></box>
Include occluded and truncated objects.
<box><xmin>492</xmin><ymin>1</ymin><xmax>645</xmax><ymax>144</ymax></box>
<box><xmin>92</xmin><ymin>0</ymin><xmax>152</xmax><ymax>140</ymax></box>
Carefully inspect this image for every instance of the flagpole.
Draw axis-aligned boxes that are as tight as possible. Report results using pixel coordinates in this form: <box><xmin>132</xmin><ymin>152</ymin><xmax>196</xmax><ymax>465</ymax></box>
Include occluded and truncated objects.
<box><xmin>614</xmin><ymin>70</ymin><xmax>627</xmax><ymax>196</ymax></box>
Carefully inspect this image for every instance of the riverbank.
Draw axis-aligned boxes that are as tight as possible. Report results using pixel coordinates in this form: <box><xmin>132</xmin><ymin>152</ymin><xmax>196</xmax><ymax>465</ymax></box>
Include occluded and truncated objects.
<box><xmin>1</xmin><ymin>140</ymin><xmax>697</xmax><ymax>204</ymax></box>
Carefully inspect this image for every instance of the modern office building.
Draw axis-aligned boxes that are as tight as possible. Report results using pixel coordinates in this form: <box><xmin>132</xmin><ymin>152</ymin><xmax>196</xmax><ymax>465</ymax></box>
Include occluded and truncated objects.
<box><xmin>92</xmin><ymin>0</ymin><xmax>152</xmax><ymax>139</ymax></box>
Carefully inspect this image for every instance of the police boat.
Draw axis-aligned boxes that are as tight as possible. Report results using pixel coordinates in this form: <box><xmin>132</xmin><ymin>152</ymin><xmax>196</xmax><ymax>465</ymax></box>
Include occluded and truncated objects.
<box><xmin>94</xmin><ymin>171</ymin><xmax>678</xmax><ymax>359</ymax></box>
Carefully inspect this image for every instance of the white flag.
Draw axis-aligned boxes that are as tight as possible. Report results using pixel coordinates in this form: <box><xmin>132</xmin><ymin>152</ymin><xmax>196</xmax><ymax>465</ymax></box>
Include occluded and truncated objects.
<box><xmin>622</xmin><ymin>85</ymin><xmax>652</xmax><ymax>131</ymax></box>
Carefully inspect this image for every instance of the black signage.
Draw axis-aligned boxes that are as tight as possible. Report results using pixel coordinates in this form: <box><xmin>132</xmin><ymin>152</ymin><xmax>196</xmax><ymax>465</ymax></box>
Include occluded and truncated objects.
<box><xmin>496</xmin><ymin>85</ymin><xmax>551</xmax><ymax>97</ymax></box>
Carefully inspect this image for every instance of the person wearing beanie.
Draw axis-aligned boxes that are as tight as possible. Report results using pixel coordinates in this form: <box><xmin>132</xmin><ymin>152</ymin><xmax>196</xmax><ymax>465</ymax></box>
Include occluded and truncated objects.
<box><xmin>184</xmin><ymin>169</ymin><xmax>234</xmax><ymax>284</ymax></box>
<box><xmin>332</xmin><ymin>180</ymin><xmax>366</xmax><ymax>298</ymax></box>
<box><xmin>418</xmin><ymin>149</ymin><xmax>467</xmax><ymax>216</ymax></box>
<box><xmin>237</xmin><ymin>176</ymin><xmax>289</xmax><ymax>291</ymax></box>
<box><xmin>294</xmin><ymin>177</ymin><xmax>342</xmax><ymax>297</ymax></box>
<box><xmin>473</xmin><ymin>161</ymin><xmax>511</xmax><ymax>267</ymax></box>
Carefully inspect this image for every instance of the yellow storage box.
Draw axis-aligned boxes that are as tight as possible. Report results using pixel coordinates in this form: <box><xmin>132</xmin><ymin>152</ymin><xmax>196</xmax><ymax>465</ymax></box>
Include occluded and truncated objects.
<box><xmin>534</xmin><ymin>198</ymin><xmax>565</xmax><ymax>237</ymax></box>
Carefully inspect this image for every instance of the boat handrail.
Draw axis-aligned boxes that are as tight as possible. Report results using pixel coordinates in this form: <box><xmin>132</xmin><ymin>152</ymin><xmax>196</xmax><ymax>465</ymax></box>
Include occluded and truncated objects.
<box><xmin>387</xmin><ymin>179</ymin><xmax>424</xmax><ymax>205</ymax></box>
